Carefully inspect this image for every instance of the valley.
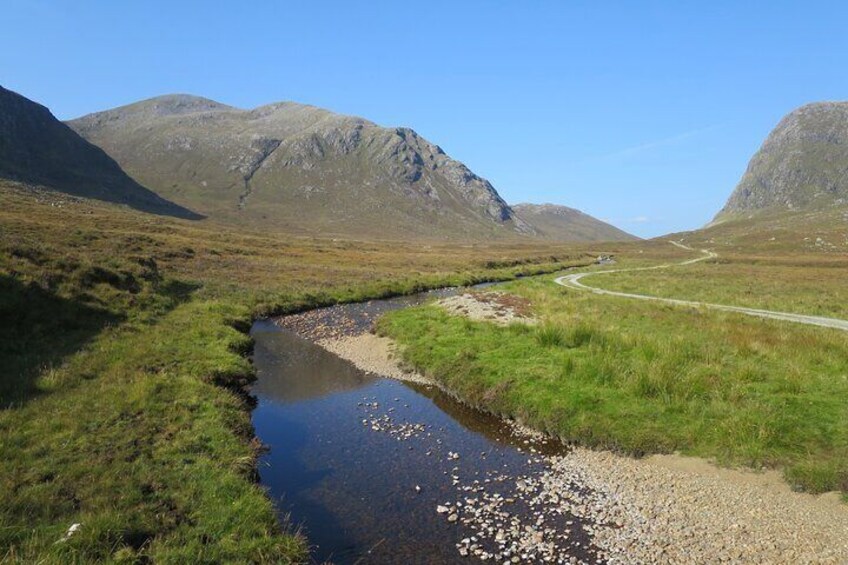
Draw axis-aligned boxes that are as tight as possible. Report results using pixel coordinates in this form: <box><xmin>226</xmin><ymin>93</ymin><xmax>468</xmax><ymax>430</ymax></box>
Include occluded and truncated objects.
<box><xmin>253</xmin><ymin>262</ymin><xmax>848</xmax><ymax>563</ymax></box>
<box><xmin>2</xmin><ymin>37</ymin><xmax>848</xmax><ymax>563</ymax></box>
<box><xmin>0</xmin><ymin>181</ymin><xmax>590</xmax><ymax>562</ymax></box>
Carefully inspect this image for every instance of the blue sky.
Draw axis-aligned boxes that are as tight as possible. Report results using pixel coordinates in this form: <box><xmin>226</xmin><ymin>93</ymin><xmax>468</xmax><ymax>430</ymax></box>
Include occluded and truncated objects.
<box><xmin>3</xmin><ymin>1</ymin><xmax>848</xmax><ymax>237</ymax></box>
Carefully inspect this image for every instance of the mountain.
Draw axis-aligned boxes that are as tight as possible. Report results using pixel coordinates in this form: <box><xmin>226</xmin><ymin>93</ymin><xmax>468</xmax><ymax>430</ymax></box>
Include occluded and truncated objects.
<box><xmin>68</xmin><ymin>95</ymin><xmax>542</xmax><ymax>240</ymax></box>
<box><xmin>0</xmin><ymin>86</ymin><xmax>200</xmax><ymax>219</ymax></box>
<box><xmin>512</xmin><ymin>203</ymin><xmax>637</xmax><ymax>241</ymax></box>
<box><xmin>715</xmin><ymin>102</ymin><xmax>848</xmax><ymax>221</ymax></box>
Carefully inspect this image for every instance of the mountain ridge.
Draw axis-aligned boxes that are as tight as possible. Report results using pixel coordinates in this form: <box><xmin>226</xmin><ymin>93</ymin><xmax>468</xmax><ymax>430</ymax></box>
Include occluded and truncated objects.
<box><xmin>512</xmin><ymin>202</ymin><xmax>638</xmax><ymax>241</ymax></box>
<box><xmin>68</xmin><ymin>94</ymin><xmax>633</xmax><ymax>242</ymax></box>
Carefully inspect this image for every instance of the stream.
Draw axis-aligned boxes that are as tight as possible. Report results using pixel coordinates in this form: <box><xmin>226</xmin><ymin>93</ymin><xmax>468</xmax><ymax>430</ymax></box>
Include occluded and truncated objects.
<box><xmin>250</xmin><ymin>289</ymin><xmax>601</xmax><ymax>564</ymax></box>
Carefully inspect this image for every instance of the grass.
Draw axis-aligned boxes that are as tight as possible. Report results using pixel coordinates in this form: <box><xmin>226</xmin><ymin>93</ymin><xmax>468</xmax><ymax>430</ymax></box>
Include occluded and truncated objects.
<box><xmin>379</xmin><ymin>262</ymin><xmax>848</xmax><ymax>498</ymax></box>
<box><xmin>1</xmin><ymin>300</ymin><xmax>304</xmax><ymax>563</ymax></box>
<box><xmin>0</xmin><ymin>181</ymin><xmax>592</xmax><ymax>562</ymax></box>
<box><xmin>587</xmin><ymin>204</ymin><xmax>848</xmax><ymax>318</ymax></box>
<box><xmin>590</xmin><ymin>259</ymin><xmax>848</xmax><ymax>318</ymax></box>
<box><xmin>6</xmin><ymin>175</ymin><xmax>845</xmax><ymax>561</ymax></box>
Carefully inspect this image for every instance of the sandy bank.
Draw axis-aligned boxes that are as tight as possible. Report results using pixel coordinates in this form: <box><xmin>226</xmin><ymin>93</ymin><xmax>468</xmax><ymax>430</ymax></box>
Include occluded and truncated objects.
<box><xmin>547</xmin><ymin>448</ymin><xmax>848</xmax><ymax>563</ymax></box>
<box><xmin>437</xmin><ymin>292</ymin><xmax>537</xmax><ymax>326</ymax></box>
<box><xmin>317</xmin><ymin>333</ymin><xmax>433</xmax><ymax>385</ymax></box>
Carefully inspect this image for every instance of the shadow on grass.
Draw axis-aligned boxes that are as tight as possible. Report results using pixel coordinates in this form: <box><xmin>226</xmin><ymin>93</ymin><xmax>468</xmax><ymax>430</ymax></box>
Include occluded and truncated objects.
<box><xmin>0</xmin><ymin>274</ymin><xmax>204</xmax><ymax>408</ymax></box>
<box><xmin>0</xmin><ymin>275</ymin><xmax>121</xmax><ymax>408</ymax></box>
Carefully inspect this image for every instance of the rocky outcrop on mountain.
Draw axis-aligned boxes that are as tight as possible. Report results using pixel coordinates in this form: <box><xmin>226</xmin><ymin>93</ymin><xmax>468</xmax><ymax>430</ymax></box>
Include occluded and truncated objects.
<box><xmin>716</xmin><ymin>102</ymin><xmax>848</xmax><ymax>220</ymax></box>
<box><xmin>512</xmin><ymin>203</ymin><xmax>637</xmax><ymax>241</ymax></box>
<box><xmin>0</xmin><ymin>86</ymin><xmax>200</xmax><ymax>218</ymax></box>
<box><xmin>69</xmin><ymin>96</ymin><xmax>536</xmax><ymax>240</ymax></box>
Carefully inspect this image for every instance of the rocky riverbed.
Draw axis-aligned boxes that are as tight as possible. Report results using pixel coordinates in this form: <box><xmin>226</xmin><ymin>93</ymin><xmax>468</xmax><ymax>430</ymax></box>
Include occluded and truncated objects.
<box><xmin>266</xmin><ymin>289</ymin><xmax>848</xmax><ymax>564</ymax></box>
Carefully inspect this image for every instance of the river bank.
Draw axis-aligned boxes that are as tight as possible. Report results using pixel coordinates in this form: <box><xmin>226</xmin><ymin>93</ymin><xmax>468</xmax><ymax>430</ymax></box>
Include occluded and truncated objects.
<box><xmin>254</xmin><ymin>313</ymin><xmax>600</xmax><ymax>563</ymax></box>
<box><xmin>1</xmin><ymin>186</ymin><xmax>605</xmax><ymax>563</ymax></box>
<box><xmin>274</xmin><ymin>292</ymin><xmax>848</xmax><ymax>564</ymax></box>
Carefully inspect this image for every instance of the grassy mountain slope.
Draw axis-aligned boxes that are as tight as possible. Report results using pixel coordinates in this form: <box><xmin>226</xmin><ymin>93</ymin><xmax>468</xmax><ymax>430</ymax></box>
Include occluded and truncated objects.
<box><xmin>513</xmin><ymin>203</ymin><xmax>638</xmax><ymax>241</ymax></box>
<box><xmin>0</xmin><ymin>86</ymin><xmax>200</xmax><ymax>219</ymax></box>
<box><xmin>69</xmin><ymin>95</ymin><xmax>538</xmax><ymax>240</ymax></box>
<box><xmin>716</xmin><ymin>102</ymin><xmax>848</xmax><ymax>221</ymax></box>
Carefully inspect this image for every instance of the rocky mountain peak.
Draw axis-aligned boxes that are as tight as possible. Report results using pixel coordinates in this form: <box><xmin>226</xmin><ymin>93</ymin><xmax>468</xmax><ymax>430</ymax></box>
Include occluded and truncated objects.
<box><xmin>716</xmin><ymin>101</ymin><xmax>848</xmax><ymax>220</ymax></box>
<box><xmin>67</xmin><ymin>95</ymin><xmax>542</xmax><ymax>239</ymax></box>
<box><xmin>64</xmin><ymin>93</ymin><xmax>634</xmax><ymax>241</ymax></box>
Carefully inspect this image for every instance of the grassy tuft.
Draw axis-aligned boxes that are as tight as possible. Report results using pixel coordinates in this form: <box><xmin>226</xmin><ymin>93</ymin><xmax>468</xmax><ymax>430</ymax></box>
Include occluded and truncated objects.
<box><xmin>534</xmin><ymin>324</ymin><xmax>566</xmax><ymax>347</ymax></box>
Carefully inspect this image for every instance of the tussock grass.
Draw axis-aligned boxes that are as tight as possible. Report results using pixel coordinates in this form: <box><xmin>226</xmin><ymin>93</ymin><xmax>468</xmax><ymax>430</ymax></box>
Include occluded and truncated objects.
<box><xmin>534</xmin><ymin>323</ymin><xmax>599</xmax><ymax>349</ymax></box>
<box><xmin>379</xmin><ymin>275</ymin><xmax>848</xmax><ymax>496</ymax></box>
<box><xmin>534</xmin><ymin>324</ymin><xmax>566</xmax><ymax>347</ymax></box>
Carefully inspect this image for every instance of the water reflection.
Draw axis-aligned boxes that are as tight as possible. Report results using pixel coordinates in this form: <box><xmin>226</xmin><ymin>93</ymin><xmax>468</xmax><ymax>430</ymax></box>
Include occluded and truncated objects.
<box><xmin>250</xmin><ymin>284</ymin><xmax>585</xmax><ymax>564</ymax></box>
<box><xmin>252</xmin><ymin>320</ymin><xmax>376</xmax><ymax>403</ymax></box>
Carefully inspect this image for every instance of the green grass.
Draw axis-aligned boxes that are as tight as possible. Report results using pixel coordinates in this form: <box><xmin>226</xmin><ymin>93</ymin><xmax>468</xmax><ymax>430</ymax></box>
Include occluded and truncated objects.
<box><xmin>6</xmin><ymin>176</ymin><xmax>844</xmax><ymax>562</ymax></box>
<box><xmin>590</xmin><ymin>255</ymin><xmax>848</xmax><ymax>319</ymax></box>
<box><xmin>379</xmin><ymin>275</ymin><xmax>848</xmax><ymax>497</ymax></box>
<box><xmin>0</xmin><ymin>181</ymin><xmax>592</xmax><ymax>562</ymax></box>
<box><xmin>1</xmin><ymin>300</ymin><xmax>305</xmax><ymax>563</ymax></box>
<box><xmin>583</xmin><ymin>204</ymin><xmax>848</xmax><ymax>319</ymax></box>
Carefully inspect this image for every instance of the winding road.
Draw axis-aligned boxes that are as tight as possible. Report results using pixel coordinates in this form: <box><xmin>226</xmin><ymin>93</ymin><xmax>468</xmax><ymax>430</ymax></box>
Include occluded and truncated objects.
<box><xmin>554</xmin><ymin>242</ymin><xmax>848</xmax><ymax>332</ymax></box>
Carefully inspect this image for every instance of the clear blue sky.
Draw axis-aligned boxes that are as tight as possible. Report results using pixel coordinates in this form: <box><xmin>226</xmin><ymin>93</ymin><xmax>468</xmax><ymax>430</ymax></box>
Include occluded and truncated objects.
<box><xmin>3</xmin><ymin>1</ymin><xmax>848</xmax><ymax>237</ymax></box>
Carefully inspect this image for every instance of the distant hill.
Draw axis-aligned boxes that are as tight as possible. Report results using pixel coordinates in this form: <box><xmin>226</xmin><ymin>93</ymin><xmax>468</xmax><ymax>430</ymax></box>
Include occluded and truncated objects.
<box><xmin>715</xmin><ymin>102</ymin><xmax>848</xmax><ymax>221</ymax></box>
<box><xmin>0</xmin><ymin>86</ymin><xmax>200</xmax><ymax>219</ymax></box>
<box><xmin>512</xmin><ymin>203</ymin><xmax>637</xmax><ymax>241</ymax></box>
<box><xmin>68</xmin><ymin>95</ymin><xmax>542</xmax><ymax>240</ymax></box>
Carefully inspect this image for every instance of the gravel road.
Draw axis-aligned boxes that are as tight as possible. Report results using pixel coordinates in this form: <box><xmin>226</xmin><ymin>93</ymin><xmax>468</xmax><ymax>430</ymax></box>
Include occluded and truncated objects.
<box><xmin>555</xmin><ymin>242</ymin><xmax>848</xmax><ymax>332</ymax></box>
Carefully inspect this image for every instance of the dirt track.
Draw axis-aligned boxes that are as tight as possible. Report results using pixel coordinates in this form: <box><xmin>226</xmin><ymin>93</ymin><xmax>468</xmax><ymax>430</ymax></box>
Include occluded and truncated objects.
<box><xmin>555</xmin><ymin>241</ymin><xmax>848</xmax><ymax>332</ymax></box>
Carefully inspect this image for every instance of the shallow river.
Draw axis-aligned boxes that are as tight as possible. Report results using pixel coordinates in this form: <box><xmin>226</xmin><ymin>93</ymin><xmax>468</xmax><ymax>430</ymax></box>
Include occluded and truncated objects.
<box><xmin>251</xmin><ymin>290</ymin><xmax>599</xmax><ymax>564</ymax></box>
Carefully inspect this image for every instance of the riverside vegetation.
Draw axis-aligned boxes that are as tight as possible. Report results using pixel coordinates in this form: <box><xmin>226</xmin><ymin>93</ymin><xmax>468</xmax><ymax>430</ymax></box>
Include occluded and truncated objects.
<box><xmin>0</xmin><ymin>181</ymin><xmax>590</xmax><ymax>563</ymax></box>
<box><xmin>378</xmin><ymin>210</ymin><xmax>848</xmax><ymax>498</ymax></box>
